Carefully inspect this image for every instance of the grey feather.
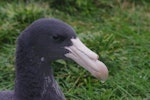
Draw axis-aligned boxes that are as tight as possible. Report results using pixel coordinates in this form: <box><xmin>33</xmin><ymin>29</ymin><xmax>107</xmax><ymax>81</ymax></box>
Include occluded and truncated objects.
<box><xmin>0</xmin><ymin>91</ymin><xmax>14</xmax><ymax>100</ymax></box>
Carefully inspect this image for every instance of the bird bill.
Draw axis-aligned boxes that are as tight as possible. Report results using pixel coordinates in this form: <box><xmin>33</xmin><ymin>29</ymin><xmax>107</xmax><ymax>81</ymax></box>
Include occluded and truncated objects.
<box><xmin>65</xmin><ymin>38</ymin><xmax>108</xmax><ymax>81</ymax></box>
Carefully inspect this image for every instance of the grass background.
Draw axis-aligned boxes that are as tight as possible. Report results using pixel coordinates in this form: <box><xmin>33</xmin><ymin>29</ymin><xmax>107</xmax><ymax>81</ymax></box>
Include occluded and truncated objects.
<box><xmin>0</xmin><ymin>0</ymin><xmax>149</xmax><ymax>100</ymax></box>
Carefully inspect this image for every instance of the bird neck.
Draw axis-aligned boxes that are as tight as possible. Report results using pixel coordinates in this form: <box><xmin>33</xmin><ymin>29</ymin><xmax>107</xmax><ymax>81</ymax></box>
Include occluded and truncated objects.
<box><xmin>14</xmin><ymin>42</ymin><xmax>65</xmax><ymax>100</ymax></box>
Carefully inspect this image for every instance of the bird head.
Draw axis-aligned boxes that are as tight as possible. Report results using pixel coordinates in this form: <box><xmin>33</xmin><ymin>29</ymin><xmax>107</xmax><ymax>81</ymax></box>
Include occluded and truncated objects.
<box><xmin>18</xmin><ymin>18</ymin><xmax>108</xmax><ymax>81</ymax></box>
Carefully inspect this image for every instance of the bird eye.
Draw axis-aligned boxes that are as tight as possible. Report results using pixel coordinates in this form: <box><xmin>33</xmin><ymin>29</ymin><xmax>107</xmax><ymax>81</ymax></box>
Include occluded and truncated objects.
<box><xmin>52</xmin><ymin>35</ymin><xmax>65</xmax><ymax>42</ymax></box>
<box><xmin>52</xmin><ymin>35</ymin><xmax>60</xmax><ymax>40</ymax></box>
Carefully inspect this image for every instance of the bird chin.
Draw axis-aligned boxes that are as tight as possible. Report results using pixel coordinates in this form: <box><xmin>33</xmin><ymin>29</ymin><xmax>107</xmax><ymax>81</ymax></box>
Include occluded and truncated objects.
<box><xmin>65</xmin><ymin>38</ymin><xmax>108</xmax><ymax>81</ymax></box>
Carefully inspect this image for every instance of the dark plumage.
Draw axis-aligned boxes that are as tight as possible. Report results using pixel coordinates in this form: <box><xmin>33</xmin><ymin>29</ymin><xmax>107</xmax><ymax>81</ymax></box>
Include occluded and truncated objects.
<box><xmin>0</xmin><ymin>18</ymin><xmax>108</xmax><ymax>100</ymax></box>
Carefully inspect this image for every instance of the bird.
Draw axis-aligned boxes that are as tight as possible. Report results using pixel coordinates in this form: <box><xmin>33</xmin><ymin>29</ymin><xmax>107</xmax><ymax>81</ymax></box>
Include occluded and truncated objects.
<box><xmin>0</xmin><ymin>18</ymin><xmax>108</xmax><ymax>100</ymax></box>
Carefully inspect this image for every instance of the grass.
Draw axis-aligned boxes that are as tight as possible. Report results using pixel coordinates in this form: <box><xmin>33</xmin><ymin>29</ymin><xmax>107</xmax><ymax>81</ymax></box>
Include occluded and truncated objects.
<box><xmin>0</xmin><ymin>0</ymin><xmax>149</xmax><ymax>100</ymax></box>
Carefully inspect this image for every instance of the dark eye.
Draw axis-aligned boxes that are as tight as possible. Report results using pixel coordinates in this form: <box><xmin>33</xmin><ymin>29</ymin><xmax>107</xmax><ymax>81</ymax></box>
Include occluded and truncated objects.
<box><xmin>53</xmin><ymin>35</ymin><xmax>60</xmax><ymax>40</ymax></box>
<box><xmin>52</xmin><ymin>35</ymin><xmax>65</xmax><ymax>42</ymax></box>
